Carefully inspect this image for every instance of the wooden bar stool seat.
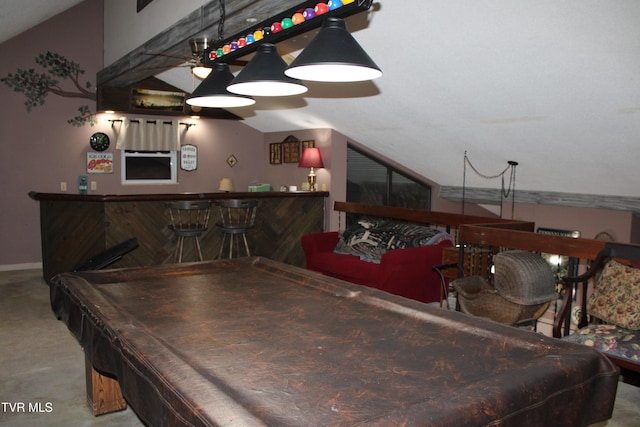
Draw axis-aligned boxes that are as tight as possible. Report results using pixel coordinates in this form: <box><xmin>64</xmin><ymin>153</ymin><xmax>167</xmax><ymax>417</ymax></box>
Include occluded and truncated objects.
<box><xmin>165</xmin><ymin>200</ymin><xmax>212</xmax><ymax>263</ymax></box>
<box><xmin>215</xmin><ymin>199</ymin><xmax>257</xmax><ymax>259</ymax></box>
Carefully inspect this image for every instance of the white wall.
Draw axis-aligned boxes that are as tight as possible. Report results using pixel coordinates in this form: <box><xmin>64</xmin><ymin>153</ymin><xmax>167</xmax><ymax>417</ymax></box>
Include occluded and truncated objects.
<box><xmin>103</xmin><ymin>0</ymin><xmax>208</xmax><ymax>66</ymax></box>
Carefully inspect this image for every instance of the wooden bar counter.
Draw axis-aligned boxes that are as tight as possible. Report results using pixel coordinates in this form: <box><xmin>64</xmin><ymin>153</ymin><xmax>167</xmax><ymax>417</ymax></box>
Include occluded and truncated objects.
<box><xmin>29</xmin><ymin>191</ymin><xmax>328</xmax><ymax>281</ymax></box>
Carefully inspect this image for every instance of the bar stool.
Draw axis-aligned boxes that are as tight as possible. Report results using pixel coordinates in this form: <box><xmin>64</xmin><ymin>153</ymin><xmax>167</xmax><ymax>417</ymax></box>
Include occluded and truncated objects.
<box><xmin>165</xmin><ymin>200</ymin><xmax>212</xmax><ymax>263</ymax></box>
<box><xmin>215</xmin><ymin>199</ymin><xmax>257</xmax><ymax>259</ymax></box>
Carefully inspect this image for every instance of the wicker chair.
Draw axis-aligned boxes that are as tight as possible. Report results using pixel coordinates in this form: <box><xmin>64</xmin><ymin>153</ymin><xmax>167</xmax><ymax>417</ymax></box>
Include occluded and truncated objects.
<box><xmin>451</xmin><ymin>250</ymin><xmax>557</xmax><ymax>326</ymax></box>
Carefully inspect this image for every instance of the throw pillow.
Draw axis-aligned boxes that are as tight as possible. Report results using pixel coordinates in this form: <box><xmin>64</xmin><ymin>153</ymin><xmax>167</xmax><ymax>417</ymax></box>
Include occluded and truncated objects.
<box><xmin>587</xmin><ymin>259</ymin><xmax>640</xmax><ymax>330</ymax></box>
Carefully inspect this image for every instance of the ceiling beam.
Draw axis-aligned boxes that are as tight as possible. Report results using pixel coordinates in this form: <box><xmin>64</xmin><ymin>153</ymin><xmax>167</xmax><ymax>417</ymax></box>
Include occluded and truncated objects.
<box><xmin>97</xmin><ymin>0</ymin><xmax>305</xmax><ymax>88</ymax></box>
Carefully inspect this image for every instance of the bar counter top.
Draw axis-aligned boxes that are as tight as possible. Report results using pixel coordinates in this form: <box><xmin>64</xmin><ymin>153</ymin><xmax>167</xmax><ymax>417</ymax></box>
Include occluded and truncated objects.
<box><xmin>30</xmin><ymin>191</ymin><xmax>328</xmax><ymax>281</ymax></box>
<box><xmin>28</xmin><ymin>190</ymin><xmax>329</xmax><ymax>202</ymax></box>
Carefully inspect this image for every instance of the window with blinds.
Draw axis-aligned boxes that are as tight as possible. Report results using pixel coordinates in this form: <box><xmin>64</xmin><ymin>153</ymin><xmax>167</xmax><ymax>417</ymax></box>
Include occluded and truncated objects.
<box><xmin>347</xmin><ymin>145</ymin><xmax>431</xmax><ymax>210</ymax></box>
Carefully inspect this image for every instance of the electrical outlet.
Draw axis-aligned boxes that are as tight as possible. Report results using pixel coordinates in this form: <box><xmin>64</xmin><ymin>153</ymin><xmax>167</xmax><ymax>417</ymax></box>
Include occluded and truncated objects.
<box><xmin>60</xmin><ymin>181</ymin><xmax>67</xmax><ymax>192</ymax></box>
<box><xmin>90</xmin><ymin>181</ymin><xmax>97</xmax><ymax>191</ymax></box>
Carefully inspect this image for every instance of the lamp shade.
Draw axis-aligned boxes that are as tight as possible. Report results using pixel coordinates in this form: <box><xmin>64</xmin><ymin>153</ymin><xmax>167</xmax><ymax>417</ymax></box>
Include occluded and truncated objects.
<box><xmin>299</xmin><ymin>148</ymin><xmax>324</xmax><ymax>168</ymax></box>
<box><xmin>219</xmin><ymin>178</ymin><xmax>235</xmax><ymax>192</ymax></box>
<box><xmin>227</xmin><ymin>44</ymin><xmax>308</xmax><ymax>97</ymax></box>
<box><xmin>186</xmin><ymin>63</ymin><xmax>255</xmax><ymax>108</ymax></box>
<box><xmin>285</xmin><ymin>18</ymin><xmax>382</xmax><ymax>82</ymax></box>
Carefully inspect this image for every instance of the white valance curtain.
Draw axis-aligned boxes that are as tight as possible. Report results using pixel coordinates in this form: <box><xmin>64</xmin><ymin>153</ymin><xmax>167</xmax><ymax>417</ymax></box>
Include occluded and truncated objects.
<box><xmin>116</xmin><ymin>118</ymin><xmax>181</xmax><ymax>151</ymax></box>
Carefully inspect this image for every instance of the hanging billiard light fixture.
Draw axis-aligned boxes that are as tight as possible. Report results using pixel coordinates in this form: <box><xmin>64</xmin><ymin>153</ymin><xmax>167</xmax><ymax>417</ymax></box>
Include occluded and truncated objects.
<box><xmin>186</xmin><ymin>63</ymin><xmax>255</xmax><ymax>108</ymax></box>
<box><xmin>285</xmin><ymin>17</ymin><xmax>382</xmax><ymax>82</ymax></box>
<box><xmin>227</xmin><ymin>43</ymin><xmax>308</xmax><ymax>97</ymax></box>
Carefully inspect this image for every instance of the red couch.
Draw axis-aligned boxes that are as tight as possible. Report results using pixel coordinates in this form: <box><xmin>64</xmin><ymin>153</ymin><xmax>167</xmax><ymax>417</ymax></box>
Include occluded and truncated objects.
<box><xmin>301</xmin><ymin>231</ymin><xmax>453</xmax><ymax>304</ymax></box>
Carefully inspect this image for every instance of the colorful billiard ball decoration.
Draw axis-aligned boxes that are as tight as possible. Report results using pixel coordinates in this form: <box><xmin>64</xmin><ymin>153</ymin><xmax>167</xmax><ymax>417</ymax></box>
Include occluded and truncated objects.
<box><xmin>303</xmin><ymin>7</ymin><xmax>316</xmax><ymax>20</ymax></box>
<box><xmin>207</xmin><ymin>0</ymin><xmax>357</xmax><ymax>63</ymax></box>
<box><xmin>281</xmin><ymin>17</ymin><xmax>293</xmax><ymax>30</ymax></box>
<box><xmin>292</xmin><ymin>12</ymin><xmax>305</xmax><ymax>25</ymax></box>
<box><xmin>315</xmin><ymin>3</ymin><xmax>329</xmax><ymax>15</ymax></box>
<box><xmin>328</xmin><ymin>0</ymin><xmax>342</xmax><ymax>11</ymax></box>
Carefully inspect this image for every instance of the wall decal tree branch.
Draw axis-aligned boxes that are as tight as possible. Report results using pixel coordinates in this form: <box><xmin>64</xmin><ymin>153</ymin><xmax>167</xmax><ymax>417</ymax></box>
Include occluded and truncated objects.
<box><xmin>1</xmin><ymin>51</ymin><xmax>97</xmax><ymax>126</ymax></box>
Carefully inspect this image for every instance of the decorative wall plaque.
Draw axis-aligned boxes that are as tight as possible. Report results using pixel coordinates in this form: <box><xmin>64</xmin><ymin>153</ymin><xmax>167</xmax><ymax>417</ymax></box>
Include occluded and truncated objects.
<box><xmin>180</xmin><ymin>144</ymin><xmax>197</xmax><ymax>171</ymax></box>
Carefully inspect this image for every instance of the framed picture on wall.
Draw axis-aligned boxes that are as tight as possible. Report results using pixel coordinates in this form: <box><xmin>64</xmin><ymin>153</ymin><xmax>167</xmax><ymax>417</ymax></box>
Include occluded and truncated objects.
<box><xmin>282</xmin><ymin>141</ymin><xmax>301</xmax><ymax>163</ymax></box>
<box><xmin>87</xmin><ymin>152</ymin><xmax>113</xmax><ymax>174</ymax></box>
<box><xmin>130</xmin><ymin>88</ymin><xmax>185</xmax><ymax>112</ymax></box>
<box><xmin>269</xmin><ymin>143</ymin><xmax>282</xmax><ymax>164</ymax></box>
<box><xmin>302</xmin><ymin>140</ymin><xmax>315</xmax><ymax>150</ymax></box>
<box><xmin>180</xmin><ymin>144</ymin><xmax>197</xmax><ymax>171</ymax></box>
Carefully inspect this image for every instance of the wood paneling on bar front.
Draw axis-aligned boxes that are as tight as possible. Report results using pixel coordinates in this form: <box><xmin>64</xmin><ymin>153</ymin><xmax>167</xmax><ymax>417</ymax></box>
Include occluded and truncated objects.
<box><xmin>30</xmin><ymin>192</ymin><xmax>327</xmax><ymax>281</ymax></box>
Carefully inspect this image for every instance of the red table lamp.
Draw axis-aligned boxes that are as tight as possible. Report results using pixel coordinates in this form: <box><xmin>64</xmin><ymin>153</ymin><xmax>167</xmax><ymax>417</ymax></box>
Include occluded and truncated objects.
<box><xmin>298</xmin><ymin>148</ymin><xmax>324</xmax><ymax>191</ymax></box>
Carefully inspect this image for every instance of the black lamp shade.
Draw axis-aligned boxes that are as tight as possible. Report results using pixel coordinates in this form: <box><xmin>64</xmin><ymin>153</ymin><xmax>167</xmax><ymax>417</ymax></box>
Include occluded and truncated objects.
<box><xmin>285</xmin><ymin>17</ymin><xmax>382</xmax><ymax>82</ymax></box>
<box><xmin>227</xmin><ymin>44</ymin><xmax>308</xmax><ymax>97</ymax></box>
<box><xmin>186</xmin><ymin>63</ymin><xmax>255</xmax><ymax>108</ymax></box>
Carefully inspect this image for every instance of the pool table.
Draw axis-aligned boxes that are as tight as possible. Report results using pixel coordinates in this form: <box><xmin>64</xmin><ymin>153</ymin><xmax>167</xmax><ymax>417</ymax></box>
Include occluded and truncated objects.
<box><xmin>50</xmin><ymin>257</ymin><xmax>618</xmax><ymax>426</ymax></box>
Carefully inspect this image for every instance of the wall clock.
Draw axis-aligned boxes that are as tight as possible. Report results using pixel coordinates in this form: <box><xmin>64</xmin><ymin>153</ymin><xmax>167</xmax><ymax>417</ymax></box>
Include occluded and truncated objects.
<box><xmin>89</xmin><ymin>132</ymin><xmax>110</xmax><ymax>151</ymax></box>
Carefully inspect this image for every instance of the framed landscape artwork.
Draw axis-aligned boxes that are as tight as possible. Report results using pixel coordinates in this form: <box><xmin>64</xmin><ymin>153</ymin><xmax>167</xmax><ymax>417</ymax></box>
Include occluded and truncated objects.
<box><xmin>130</xmin><ymin>88</ymin><xmax>185</xmax><ymax>113</ymax></box>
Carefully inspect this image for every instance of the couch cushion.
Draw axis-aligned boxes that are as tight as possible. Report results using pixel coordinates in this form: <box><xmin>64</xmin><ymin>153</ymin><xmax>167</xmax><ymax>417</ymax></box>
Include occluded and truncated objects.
<box><xmin>588</xmin><ymin>259</ymin><xmax>640</xmax><ymax>330</ymax></box>
<box><xmin>309</xmin><ymin>251</ymin><xmax>382</xmax><ymax>287</ymax></box>
<box><xmin>334</xmin><ymin>219</ymin><xmax>452</xmax><ymax>263</ymax></box>
<box><xmin>564</xmin><ymin>324</ymin><xmax>640</xmax><ymax>362</ymax></box>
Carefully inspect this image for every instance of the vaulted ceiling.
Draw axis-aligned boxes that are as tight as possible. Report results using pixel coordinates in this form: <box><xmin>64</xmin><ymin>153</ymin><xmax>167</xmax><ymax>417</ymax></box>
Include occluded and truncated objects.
<box><xmin>4</xmin><ymin>0</ymin><xmax>640</xmax><ymax>212</ymax></box>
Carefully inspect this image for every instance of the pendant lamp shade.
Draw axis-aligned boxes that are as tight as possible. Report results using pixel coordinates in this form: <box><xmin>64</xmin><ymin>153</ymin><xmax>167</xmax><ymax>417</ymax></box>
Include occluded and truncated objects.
<box><xmin>227</xmin><ymin>44</ymin><xmax>308</xmax><ymax>97</ymax></box>
<box><xmin>186</xmin><ymin>63</ymin><xmax>255</xmax><ymax>108</ymax></box>
<box><xmin>285</xmin><ymin>18</ymin><xmax>382</xmax><ymax>82</ymax></box>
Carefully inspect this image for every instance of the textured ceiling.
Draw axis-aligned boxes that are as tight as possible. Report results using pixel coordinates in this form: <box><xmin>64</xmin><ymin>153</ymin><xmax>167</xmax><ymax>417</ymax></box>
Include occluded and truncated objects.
<box><xmin>0</xmin><ymin>0</ymin><xmax>84</xmax><ymax>44</ymax></box>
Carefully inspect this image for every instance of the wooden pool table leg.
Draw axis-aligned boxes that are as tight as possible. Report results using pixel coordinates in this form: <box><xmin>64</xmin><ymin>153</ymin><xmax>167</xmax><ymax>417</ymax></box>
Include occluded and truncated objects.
<box><xmin>84</xmin><ymin>354</ymin><xmax>127</xmax><ymax>415</ymax></box>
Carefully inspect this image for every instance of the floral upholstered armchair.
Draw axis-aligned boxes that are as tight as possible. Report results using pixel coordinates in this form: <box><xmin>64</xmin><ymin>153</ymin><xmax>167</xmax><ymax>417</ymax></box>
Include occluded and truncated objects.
<box><xmin>553</xmin><ymin>243</ymin><xmax>640</xmax><ymax>384</ymax></box>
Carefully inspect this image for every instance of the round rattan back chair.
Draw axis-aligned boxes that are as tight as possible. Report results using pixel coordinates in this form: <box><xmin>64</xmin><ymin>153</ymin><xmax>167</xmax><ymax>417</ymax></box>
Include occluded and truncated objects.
<box><xmin>451</xmin><ymin>250</ymin><xmax>557</xmax><ymax>326</ymax></box>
